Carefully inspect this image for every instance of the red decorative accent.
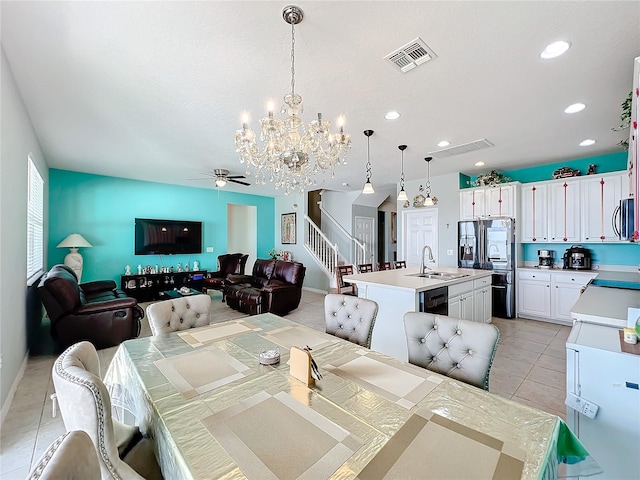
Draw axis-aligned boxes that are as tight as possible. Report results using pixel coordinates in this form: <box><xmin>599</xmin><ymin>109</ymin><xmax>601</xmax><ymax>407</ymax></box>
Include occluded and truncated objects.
<box><xmin>472</xmin><ymin>191</ymin><xmax>475</xmax><ymax>217</ymax></box>
<box><xmin>600</xmin><ymin>178</ymin><xmax>605</xmax><ymax>241</ymax></box>
<box><xmin>531</xmin><ymin>186</ymin><xmax>536</xmax><ymax>241</ymax></box>
<box><xmin>563</xmin><ymin>182</ymin><xmax>568</xmax><ymax>241</ymax></box>
<box><xmin>498</xmin><ymin>187</ymin><xmax>503</xmax><ymax>216</ymax></box>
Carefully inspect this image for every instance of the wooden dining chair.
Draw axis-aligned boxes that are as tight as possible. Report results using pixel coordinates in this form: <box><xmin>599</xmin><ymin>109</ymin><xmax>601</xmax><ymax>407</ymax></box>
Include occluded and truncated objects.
<box><xmin>357</xmin><ymin>263</ymin><xmax>374</xmax><ymax>273</ymax></box>
<box><xmin>394</xmin><ymin>260</ymin><xmax>407</xmax><ymax>269</ymax></box>
<box><xmin>336</xmin><ymin>265</ymin><xmax>357</xmax><ymax>295</ymax></box>
<box><xmin>377</xmin><ymin>262</ymin><xmax>392</xmax><ymax>271</ymax></box>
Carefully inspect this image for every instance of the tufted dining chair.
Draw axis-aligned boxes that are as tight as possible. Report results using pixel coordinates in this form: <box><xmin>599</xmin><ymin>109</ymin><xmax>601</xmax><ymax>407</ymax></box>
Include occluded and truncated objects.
<box><xmin>377</xmin><ymin>261</ymin><xmax>392</xmax><ymax>271</ymax></box>
<box><xmin>26</xmin><ymin>430</ymin><xmax>101</xmax><ymax>480</ymax></box>
<box><xmin>393</xmin><ymin>260</ymin><xmax>407</xmax><ymax>269</ymax></box>
<box><xmin>324</xmin><ymin>294</ymin><xmax>378</xmax><ymax>348</ymax></box>
<box><xmin>146</xmin><ymin>294</ymin><xmax>212</xmax><ymax>336</ymax></box>
<box><xmin>52</xmin><ymin>341</ymin><xmax>163</xmax><ymax>480</ymax></box>
<box><xmin>403</xmin><ymin>312</ymin><xmax>500</xmax><ymax>390</ymax></box>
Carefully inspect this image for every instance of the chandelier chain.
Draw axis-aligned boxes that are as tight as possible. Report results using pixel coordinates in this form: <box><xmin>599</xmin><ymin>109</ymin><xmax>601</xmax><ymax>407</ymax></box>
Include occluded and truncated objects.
<box><xmin>400</xmin><ymin>149</ymin><xmax>405</xmax><ymax>189</ymax></box>
<box><xmin>290</xmin><ymin>20</ymin><xmax>296</xmax><ymax>97</ymax></box>
<box><xmin>365</xmin><ymin>136</ymin><xmax>372</xmax><ymax>181</ymax></box>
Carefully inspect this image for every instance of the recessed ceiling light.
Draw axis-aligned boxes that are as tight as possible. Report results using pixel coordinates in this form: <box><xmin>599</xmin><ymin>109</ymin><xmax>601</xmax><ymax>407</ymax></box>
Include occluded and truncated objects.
<box><xmin>564</xmin><ymin>103</ymin><xmax>585</xmax><ymax>114</ymax></box>
<box><xmin>540</xmin><ymin>40</ymin><xmax>571</xmax><ymax>59</ymax></box>
<box><xmin>579</xmin><ymin>139</ymin><xmax>596</xmax><ymax>147</ymax></box>
<box><xmin>341</xmin><ymin>182</ymin><xmax>349</xmax><ymax>186</ymax></box>
<box><xmin>385</xmin><ymin>111</ymin><xmax>400</xmax><ymax>120</ymax></box>
<box><xmin>437</xmin><ymin>140</ymin><xmax>450</xmax><ymax>147</ymax></box>
<box><xmin>475</xmin><ymin>161</ymin><xmax>485</xmax><ymax>167</ymax></box>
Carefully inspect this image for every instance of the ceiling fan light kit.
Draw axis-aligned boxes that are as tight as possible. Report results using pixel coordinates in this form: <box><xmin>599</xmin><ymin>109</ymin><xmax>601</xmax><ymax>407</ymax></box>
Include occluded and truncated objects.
<box><xmin>234</xmin><ymin>5</ymin><xmax>351</xmax><ymax>195</ymax></box>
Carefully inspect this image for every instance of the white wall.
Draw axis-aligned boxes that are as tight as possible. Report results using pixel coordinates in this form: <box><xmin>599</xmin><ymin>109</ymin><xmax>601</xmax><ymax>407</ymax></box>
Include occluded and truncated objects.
<box><xmin>273</xmin><ymin>193</ymin><xmax>329</xmax><ymax>292</ymax></box>
<box><xmin>227</xmin><ymin>204</ymin><xmax>257</xmax><ymax>273</ymax></box>
<box><xmin>396</xmin><ymin>172</ymin><xmax>460</xmax><ymax>268</ymax></box>
<box><xmin>0</xmin><ymin>47</ymin><xmax>48</xmax><ymax>415</ymax></box>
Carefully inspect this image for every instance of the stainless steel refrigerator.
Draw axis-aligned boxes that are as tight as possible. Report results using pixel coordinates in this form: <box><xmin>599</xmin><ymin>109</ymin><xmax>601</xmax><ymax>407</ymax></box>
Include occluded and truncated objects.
<box><xmin>458</xmin><ymin>217</ymin><xmax>516</xmax><ymax>318</ymax></box>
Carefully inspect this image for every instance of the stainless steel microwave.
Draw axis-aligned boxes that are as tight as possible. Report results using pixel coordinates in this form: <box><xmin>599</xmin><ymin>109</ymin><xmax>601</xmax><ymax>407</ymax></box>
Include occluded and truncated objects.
<box><xmin>614</xmin><ymin>198</ymin><xmax>635</xmax><ymax>241</ymax></box>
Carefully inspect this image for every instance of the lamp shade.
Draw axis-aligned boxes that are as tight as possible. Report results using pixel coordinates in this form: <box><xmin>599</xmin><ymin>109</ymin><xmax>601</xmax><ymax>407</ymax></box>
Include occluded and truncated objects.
<box><xmin>57</xmin><ymin>233</ymin><xmax>92</xmax><ymax>249</ymax></box>
<box><xmin>362</xmin><ymin>181</ymin><xmax>375</xmax><ymax>194</ymax></box>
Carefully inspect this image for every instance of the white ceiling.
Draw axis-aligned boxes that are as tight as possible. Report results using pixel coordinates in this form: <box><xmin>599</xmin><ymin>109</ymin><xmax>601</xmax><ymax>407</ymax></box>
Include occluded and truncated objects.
<box><xmin>2</xmin><ymin>1</ymin><xmax>639</xmax><ymax>197</ymax></box>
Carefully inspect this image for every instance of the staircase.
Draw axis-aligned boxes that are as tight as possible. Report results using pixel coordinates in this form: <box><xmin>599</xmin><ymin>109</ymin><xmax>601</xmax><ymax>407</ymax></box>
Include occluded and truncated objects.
<box><xmin>303</xmin><ymin>206</ymin><xmax>366</xmax><ymax>287</ymax></box>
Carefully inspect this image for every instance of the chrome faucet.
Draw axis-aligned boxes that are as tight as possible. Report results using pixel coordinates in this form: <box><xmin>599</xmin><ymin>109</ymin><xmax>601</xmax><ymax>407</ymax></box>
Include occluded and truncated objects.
<box><xmin>419</xmin><ymin>245</ymin><xmax>436</xmax><ymax>273</ymax></box>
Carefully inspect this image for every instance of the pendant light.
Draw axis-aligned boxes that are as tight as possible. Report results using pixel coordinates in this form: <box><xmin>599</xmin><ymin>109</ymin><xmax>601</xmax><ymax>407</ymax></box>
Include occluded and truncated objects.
<box><xmin>397</xmin><ymin>145</ymin><xmax>408</xmax><ymax>201</ymax></box>
<box><xmin>362</xmin><ymin>130</ymin><xmax>375</xmax><ymax>194</ymax></box>
<box><xmin>423</xmin><ymin>156</ymin><xmax>438</xmax><ymax>206</ymax></box>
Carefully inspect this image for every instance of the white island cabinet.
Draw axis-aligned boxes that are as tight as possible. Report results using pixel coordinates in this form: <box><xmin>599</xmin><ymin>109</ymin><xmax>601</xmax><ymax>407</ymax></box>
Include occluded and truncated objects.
<box><xmin>343</xmin><ymin>267</ymin><xmax>493</xmax><ymax>362</ymax></box>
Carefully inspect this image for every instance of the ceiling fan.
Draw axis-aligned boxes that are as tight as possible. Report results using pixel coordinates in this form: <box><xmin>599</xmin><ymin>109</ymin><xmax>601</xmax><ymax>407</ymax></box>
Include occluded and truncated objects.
<box><xmin>191</xmin><ymin>169</ymin><xmax>251</xmax><ymax>188</ymax></box>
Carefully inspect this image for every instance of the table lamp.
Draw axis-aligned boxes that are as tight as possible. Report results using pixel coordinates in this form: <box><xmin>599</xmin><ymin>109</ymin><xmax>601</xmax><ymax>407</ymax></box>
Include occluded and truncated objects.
<box><xmin>57</xmin><ymin>233</ymin><xmax>92</xmax><ymax>283</ymax></box>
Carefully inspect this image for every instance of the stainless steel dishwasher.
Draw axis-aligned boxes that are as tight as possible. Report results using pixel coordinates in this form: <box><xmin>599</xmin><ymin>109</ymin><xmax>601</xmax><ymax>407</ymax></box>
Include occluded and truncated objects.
<box><xmin>418</xmin><ymin>286</ymin><xmax>448</xmax><ymax>315</ymax></box>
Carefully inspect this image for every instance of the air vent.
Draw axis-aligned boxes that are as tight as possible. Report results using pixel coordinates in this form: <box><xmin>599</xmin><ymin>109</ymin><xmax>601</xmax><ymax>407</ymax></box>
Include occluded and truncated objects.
<box><xmin>428</xmin><ymin>138</ymin><xmax>495</xmax><ymax>158</ymax></box>
<box><xmin>384</xmin><ymin>37</ymin><xmax>437</xmax><ymax>73</ymax></box>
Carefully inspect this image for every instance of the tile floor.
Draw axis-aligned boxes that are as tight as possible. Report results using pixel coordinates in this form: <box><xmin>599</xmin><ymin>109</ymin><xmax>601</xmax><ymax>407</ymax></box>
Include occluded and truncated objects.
<box><xmin>0</xmin><ymin>289</ymin><xmax>570</xmax><ymax>478</ymax></box>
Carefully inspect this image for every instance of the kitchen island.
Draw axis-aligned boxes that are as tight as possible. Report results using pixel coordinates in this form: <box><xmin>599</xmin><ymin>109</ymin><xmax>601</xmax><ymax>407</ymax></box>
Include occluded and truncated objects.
<box><xmin>343</xmin><ymin>267</ymin><xmax>493</xmax><ymax>361</ymax></box>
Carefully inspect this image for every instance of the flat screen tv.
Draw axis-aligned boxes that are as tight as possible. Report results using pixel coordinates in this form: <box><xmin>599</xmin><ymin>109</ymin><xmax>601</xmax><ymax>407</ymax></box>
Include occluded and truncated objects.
<box><xmin>135</xmin><ymin>218</ymin><xmax>202</xmax><ymax>255</ymax></box>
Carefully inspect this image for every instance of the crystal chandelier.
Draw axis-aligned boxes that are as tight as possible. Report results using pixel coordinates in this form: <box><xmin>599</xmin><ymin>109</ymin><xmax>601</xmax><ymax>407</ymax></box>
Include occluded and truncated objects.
<box><xmin>234</xmin><ymin>5</ymin><xmax>351</xmax><ymax>195</ymax></box>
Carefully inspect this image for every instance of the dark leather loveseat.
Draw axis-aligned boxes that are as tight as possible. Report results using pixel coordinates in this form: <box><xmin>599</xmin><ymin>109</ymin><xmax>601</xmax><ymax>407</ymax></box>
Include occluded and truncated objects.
<box><xmin>38</xmin><ymin>264</ymin><xmax>143</xmax><ymax>350</ymax></box>
<box><xmin>224</xmin><ymin>259</ymin><xmax>306</xmax><ymax>316</ymax></box>
<box><xmin>202</xmin><ymin>253</ymin><xmax>249</xmax><ymax>300</ymax></box>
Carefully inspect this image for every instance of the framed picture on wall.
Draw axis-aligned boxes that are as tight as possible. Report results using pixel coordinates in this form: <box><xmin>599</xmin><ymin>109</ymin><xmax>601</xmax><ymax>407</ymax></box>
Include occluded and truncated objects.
<box><xmin>281</xmin><ymin>213</ymin><xmax>296</xmax><ymax>244</ymax></box>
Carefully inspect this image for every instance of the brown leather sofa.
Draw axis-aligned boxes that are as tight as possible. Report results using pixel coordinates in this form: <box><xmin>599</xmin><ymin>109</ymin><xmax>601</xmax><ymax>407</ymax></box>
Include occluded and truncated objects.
<box><xmin>224</xmin><ymin>259</ymin><xmax>306</xmax><ymax>316</ymax></box>
<box><xmin>201</xmin><ymin>253</ymin><xmax>248</xmax><ymax>300</ymax></box>
<box><xmin>38</xmin><ymin>265</ymin><xmax>143</xmax><ymax>350</ymax></box>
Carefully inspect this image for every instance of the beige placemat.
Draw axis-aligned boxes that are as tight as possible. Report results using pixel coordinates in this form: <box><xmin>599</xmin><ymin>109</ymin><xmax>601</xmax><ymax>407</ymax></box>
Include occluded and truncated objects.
<box><xmin>178</xmin><ymin>320</ymin><xmax>261</xmax><ymax>347</ymax></box>
<box><xmin>357</xmin><ymin>410</ymin><xmax>525</xmax><ymax>479</ymax></box>
<box><xmin>260</xmin><ymin>325</ymin><xmax>338</xmax><ymax>351</ymax></box>
<box><xmin>154</xmin><ymin>346</ymin><xmax>255</xmax><ymax>399</ymax></box>
<box><xmin>326</xmin><ymin>350</ymin><xmax>442</xmax><ymax>409</ymax></box>
<box><xmin>201</xmin><ymin>388</ymin><xmax>363</xmax><ymax>480</ymax></box>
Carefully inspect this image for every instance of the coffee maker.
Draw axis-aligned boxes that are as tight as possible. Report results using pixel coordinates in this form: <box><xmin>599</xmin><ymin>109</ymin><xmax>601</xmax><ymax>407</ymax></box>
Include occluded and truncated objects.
<box><xmin>562</xmin><ymin>245</ymin><xmax>592</xmax><ymax>270</ymax></box>
<box><xmin>537</xmin><ymin>250</ymin><xmax>554</xmax><ymax>269</ymax></box>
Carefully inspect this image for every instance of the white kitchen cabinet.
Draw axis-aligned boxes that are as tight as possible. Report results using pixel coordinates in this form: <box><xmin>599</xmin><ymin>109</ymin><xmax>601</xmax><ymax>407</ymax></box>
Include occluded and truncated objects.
<box><xmin>448</xmin><ymin>278</ymin><xmax>491</xmax><ymax>322</ymax></box>
<box><xmin>548</xmin><ymin>178</ymin><xmax>581</xmax><ymax>243</ymax></box>
<box><xmin>448</xmin><ymin>280</ymin><xmax>474</xmax><ymax>321</ymax></box>
<box><xmin>520</xmin><ymin>183</ymin><xmax>548</xmax><ymax>242</ymax></box>
<box><xmin>517</xmin><ymin>271</ymin><xmax>551</xmax><ymax>319</ymax></box>
<box><xmin>550</xmin><ymin>273</ymin><xmax>595</xmax><ymax>322</ymax></box>
<box><xmin>459</xmin><ymin>183</ymin><xmax>518</xmax><ymax>220</ymax></box>
<box><xmin>581</xmin><ymin>173</ymin><xmax>626</xmax><ymax>242</ymax></box>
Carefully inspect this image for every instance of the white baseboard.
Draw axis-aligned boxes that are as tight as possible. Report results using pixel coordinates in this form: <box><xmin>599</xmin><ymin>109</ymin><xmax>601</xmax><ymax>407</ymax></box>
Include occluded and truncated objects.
<box><xmin>0</xmin><ymin>351</ymin><xmax>29</xmax><ymax>428</ymax></box>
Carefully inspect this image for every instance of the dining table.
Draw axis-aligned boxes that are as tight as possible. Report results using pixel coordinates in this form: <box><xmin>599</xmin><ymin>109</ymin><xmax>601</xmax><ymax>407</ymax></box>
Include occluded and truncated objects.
<box><xmin>104</xmin><ymin>313</ymin><xmax>598</xmax><ymax>480</ymax></box>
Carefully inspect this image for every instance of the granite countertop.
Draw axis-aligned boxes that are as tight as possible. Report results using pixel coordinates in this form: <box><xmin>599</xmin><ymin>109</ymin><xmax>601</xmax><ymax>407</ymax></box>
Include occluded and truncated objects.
<box><xmin>343</xmin><ymin>267</ymin><xmax>492</xmax><ymax>293</ymax></box>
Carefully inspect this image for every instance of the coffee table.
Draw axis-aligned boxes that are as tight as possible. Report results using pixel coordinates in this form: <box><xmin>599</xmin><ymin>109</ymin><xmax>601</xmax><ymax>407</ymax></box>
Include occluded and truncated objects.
<box><xmin>160</xmin><ymin>287</ymin><xmax>202</xmax><ymax>299</ymax></box>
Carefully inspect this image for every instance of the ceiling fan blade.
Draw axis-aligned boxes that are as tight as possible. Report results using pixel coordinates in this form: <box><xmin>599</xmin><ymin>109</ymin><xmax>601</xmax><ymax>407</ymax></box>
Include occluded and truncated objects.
<box><xmin>227</xmin><ymin>175</ymin><xmax>247</xmax><ymax>180</ymax></box>
<box><xmin>187</xmin><ymin>177</ymin><xmax>213</xmax><ymax>181</ymax></box>
<box><xmin>228</xmin><ymin>178</ymin><xmax>251</xmax><ymax>186</ymax></box>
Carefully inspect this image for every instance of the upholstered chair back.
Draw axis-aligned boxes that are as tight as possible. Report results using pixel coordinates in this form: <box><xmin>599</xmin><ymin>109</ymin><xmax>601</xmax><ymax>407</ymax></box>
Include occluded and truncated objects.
<box><xmin>325</xmin><ymin>294</ymin><xmax>378</xmax><ymax>348</ymax></box>
<box><xmin>52</xmin><ymin>341</ymin><xmax>146</xmax><ymax>480</ymax></box>
<box><xmin>271</xmin><ymin>260</ymin><xmax>306</xmax><ymax>287</ymax></box>
<box><xmin>403</xmin><ymin>312</ymin><xmax>500</xmax><ymax>390</ymax></box>
<box><xmin>27</xmin><ymin>431</ymin><xmax>100</xmax><ymax>480</ymax></box>
<box><xmin>251</xmin><ymin>259</ymin><xmax>276</xmax><ymax>286</ymax></box>
<box><xmin>146</xmin><ymin>294</ymin><xmax>212</xmax><ymax>336</ymax></box>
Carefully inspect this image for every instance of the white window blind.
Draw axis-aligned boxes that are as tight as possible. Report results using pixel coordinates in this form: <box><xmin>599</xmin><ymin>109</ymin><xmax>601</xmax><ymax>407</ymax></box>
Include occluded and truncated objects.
<box><xmin>27</xmin><ymin>155</ymin><xmax>44</xmax><ymax>281</ymax></box>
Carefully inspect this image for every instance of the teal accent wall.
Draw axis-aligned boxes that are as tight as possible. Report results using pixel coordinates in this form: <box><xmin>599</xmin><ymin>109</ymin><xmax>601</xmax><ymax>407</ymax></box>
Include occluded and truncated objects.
<box><xmin>464</xmin><ymin>151</ymin><xmax>627</xmax><ymax>187</ymax></box>
<box><xmin>48</xmin><ymin>169</ymin><xmax>275</xmax><ymax>283</ymax></box>
<box><xmin>522</xmin><ymin>243</ymin><xmax>639</xmax><ymax>265</ymax></box>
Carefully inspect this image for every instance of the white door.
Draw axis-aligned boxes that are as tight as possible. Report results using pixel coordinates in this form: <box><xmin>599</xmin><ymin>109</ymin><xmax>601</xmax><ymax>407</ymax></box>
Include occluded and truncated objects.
<box><xmin>354</xmin><ymin>216</ymin><xmax>375</xmax><ymax>265</ymax></box>
<box><xmin>549</xmin><ymin>179</ymin><xmax>581</xmax><ymax>243</ymax></box>
<box><xmin>486</xmin><ymin>184</ymin><xmax>515</xmax><ymax>218</ymax></box>
<box><xmin>521</xmin><ymin>183</ymin><xmax>548</xmax><ymax>242</ymax></box>
<box><xmin>581</xmin><ymin>174</ymin><xmax>624</xmax><ymax>243</ymax></box>
<box><xmin>402</xmin><ymin>209</ymin><xmax>439</xmax><ymax>268</ymax></box>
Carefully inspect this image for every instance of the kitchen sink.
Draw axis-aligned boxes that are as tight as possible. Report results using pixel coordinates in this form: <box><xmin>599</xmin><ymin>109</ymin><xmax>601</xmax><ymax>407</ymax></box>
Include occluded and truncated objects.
<box><xmin>407</xmin><ymin>272</ymin><xmax>470</xmax><ymax>280</ymax></box>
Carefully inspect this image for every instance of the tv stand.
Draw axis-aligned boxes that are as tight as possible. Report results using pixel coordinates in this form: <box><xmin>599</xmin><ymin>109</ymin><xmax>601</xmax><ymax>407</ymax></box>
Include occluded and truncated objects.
<box><xmin>121</xmin><ymin>270</ymin><xmax>207</xmax><ymax>302</ymax></box>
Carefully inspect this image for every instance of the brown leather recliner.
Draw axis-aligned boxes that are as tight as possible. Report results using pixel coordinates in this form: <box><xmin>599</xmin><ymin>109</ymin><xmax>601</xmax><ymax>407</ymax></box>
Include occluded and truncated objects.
<box><xmin>38</xmin><ymin>265</ymin><xmax>143</xmax><ymax>350</ymax></box>
<box><xmin>202</xmin><ymin>253</ymin><xmax>248</xmax><ymax>300</ymax></box>
<box><xmin>224</xmin><ymin>259</ymin><xmax>306</xmax><ymax>316</ymax></box>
